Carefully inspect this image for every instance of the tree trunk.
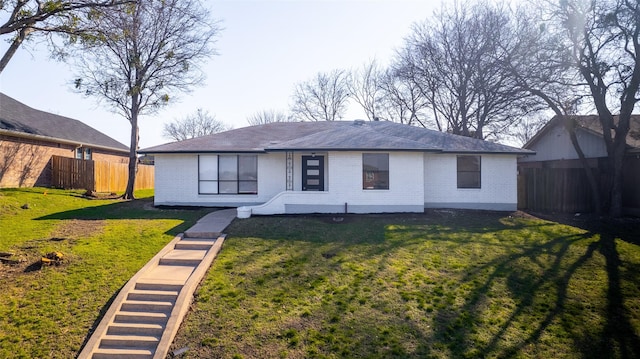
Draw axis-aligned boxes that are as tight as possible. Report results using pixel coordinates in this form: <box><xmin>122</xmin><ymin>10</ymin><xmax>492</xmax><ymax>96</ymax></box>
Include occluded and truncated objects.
<box><xmin>609</xmin><ymin>138</ymin><xmax>626</xmax><ymax>217</ymax></box>
<box><xmin>563</xmin><ymin>117</ymin><xmax>602</xmax><ymax>215</ymax></box>
<box><xmin>123</xmin><ymin>98</ymin><xmax>140</xmax><ymax>200</ymax></box>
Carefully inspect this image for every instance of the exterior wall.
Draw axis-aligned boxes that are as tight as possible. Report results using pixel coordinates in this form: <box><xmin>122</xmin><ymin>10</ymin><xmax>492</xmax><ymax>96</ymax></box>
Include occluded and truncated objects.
<box><xmin>153</xmin><ymin>153</ymin><xmax>286</xmax><ymax>207</ymax></box>
<box><xmin>252</xmin><ymin>151</ymin><xmax>425</xmax><ymax>214</ymax></box>
<box><xmin>156</xmin><ymin>151</ymin><xmax>519</xmax><ymax>213</ymax></box>
<box><xmin>0</xmin><ymin>135</ymin><xmax>127</xmax><ymax>188</ymax></box>
<box><xmin>424</xmin><ymin>153</ymin><xmax>517</xmax><ymax>211</ymax></box>
<box><xmin>519</xmin><ymin>125</ymin><xmax>607</xmax><ymax>162</ymax></box>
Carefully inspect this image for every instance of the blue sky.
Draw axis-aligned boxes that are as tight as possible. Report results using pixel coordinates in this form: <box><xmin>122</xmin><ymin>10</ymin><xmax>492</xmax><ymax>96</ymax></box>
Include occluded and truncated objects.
<box><xmin>0</xmin><ymin>1</ymin><xmax>438</xmax><ymax>149</ymax></box>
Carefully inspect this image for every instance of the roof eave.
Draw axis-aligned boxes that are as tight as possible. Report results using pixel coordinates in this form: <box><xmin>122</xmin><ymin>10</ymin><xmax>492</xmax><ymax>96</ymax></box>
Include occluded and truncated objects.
<box><xmin>138</xmin><ymin>149</ymin><xmax>268</xmax><ymax>154</ymax></box>
<box><xmin>266</xmin><ymin>147</ymin><xmax>443</xmax><ymax>152</ymax></box>
<box><xmin>0</xmin><ymin>129</ymin><xmax>129</xmax><ymax>154</ymax></box>
<box><xmin>441</xmin><ymin>150</ymin><xmax>535</xmax><ymax>155</ymax></box>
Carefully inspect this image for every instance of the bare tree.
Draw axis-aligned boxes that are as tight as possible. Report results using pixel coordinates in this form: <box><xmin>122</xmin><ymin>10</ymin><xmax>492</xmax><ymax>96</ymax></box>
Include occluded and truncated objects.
<box><xmin>556</xmin><ymin>0</ymin><xmax>640</xmax><ymax>217</ymax></box>
<box><xmin>502</xmin><ymin>0</ymin><xmax>637</xmax><ymax>217</ymax></box>
<box><xmin>0</xmin><ymin>0</ymin><xmax>131</xmax><ymax>73</ymax></box>
<box><xmin>398</xmin><ymin>1</ymin><xmax>536</xmax><ymax>140</ymax></box>
<box><xmin>163</xmin><ymin>109</ymin><xmax>229</xmax><ymax>141</ymax></box>
<box><xmin>71</xmin><ymin>0</ymin><xmax>219</xmax><ymax>199</ymax></box>
<box><xmin>377</xmin><ymin>66</ymin><xmax>430</xmax><ymax>127</ymax></box>
<box><xmin>347</xmin><ymin>60</ymin><xmax>384</xmax><ymax>121</ymax></box>
<box><xmin>247</xmin><ymin>109</ymin><xmax>294</xmax><ymax>126</ymax></box>
<box><xmin>291</xmin><ymin>69</ymin><xmax>350</xmax><ymax>122</ymax></box>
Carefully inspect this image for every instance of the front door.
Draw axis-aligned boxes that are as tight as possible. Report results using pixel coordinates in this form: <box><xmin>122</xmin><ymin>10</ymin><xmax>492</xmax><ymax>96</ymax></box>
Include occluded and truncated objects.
<box><xmin>302</xmin><ymin>155</ymin><xmax>324</xmax><ymax>191</ymax></box>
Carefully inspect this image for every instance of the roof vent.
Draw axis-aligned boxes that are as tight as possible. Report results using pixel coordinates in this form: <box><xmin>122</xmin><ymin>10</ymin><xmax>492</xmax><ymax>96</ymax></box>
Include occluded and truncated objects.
<box><xmin>353</xmin><ymin>119</ymin><xmax>365</xmax><ymax>126</ymax></box>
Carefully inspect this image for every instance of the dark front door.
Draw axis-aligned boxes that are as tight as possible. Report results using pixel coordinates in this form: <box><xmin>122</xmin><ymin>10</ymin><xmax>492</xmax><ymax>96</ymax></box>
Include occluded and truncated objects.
<box><xmin>302</xmin><ymin>155</ymin><xmax>324</xmax><ymax>191</ymax></box>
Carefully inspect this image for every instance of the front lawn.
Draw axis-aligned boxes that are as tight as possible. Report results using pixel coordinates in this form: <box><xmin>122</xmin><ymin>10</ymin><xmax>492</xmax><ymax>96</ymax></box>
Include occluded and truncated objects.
<box><xmin>170</xmin><ymin>211</ymin><xmax>640</xmax><ymax>358</ymax></box>
<box><xmin>0</xmin><ymin>188</ymin><xmax>212</xmax><ymax>358</ymax></box>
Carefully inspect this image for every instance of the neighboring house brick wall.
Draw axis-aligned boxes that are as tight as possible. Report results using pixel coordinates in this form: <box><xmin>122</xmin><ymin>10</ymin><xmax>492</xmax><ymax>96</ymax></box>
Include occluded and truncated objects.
<box><xmin>0</xmin><ymin>135</ymin><xmax>78</xmax><ymax>187</ymax></box>
<box><xmin>424</xmin><ymin>153</ymin><xmax>517</xmax><ymax>211</ymax></box>
<box><xmin>0</xmin><ymin>135</ymin><xmax>128</xmax><ymax>188</ymax></box>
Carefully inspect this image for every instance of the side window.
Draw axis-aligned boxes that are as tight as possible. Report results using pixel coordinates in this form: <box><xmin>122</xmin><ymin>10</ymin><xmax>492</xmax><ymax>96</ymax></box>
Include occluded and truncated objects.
<box><xmin>362</xmin><ymin>153</ymin><xmax>389</xmax><ymax>190</ymax></box>
<box><xmin>457</xmin><ymin>155</ymin><xmax>481</xmax><ymax>188</ymax></box>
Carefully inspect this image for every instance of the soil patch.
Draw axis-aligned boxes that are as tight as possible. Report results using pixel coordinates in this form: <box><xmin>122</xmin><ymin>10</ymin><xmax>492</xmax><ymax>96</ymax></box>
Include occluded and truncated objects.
<box><xmin>0</xmin><ymin>220</ymin><xmax>105</xmax><ymax>278</ymax></box>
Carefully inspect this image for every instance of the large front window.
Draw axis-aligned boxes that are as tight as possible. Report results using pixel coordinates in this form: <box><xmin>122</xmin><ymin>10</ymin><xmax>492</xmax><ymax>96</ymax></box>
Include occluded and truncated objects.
<box><xmin>199</xmin><ymin>154</ymin><xmax>258</xmax><ymax>194</ymax></box>
<box><xmin>457</xmin><ymin>155</ymin><xmax>481</xmax><ymax>188</ymax></box>
<box><xmin>363</xmin><ymin>153</ymin><xmax>389</xmax><ymax>190</ymax></box>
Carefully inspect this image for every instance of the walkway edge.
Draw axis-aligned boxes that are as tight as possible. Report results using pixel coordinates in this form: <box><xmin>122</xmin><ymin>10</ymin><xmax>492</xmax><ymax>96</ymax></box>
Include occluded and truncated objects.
<box><xmin>154</xmin><ymin>234</ymin><xmax>226</xmax><ymax>359</ymax></box>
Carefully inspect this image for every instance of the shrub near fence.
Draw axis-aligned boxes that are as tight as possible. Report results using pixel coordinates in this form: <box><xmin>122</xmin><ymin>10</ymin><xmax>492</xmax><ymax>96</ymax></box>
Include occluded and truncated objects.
<box><xmin>52</xmin><ymin>155</ymin><xmax>154</xmax><ymax>192</ymax></box>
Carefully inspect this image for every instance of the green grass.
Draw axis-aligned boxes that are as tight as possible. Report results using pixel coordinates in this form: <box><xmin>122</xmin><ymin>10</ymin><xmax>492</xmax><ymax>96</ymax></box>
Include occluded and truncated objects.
<box><xmin>170</xmin><ymin>212</ymin><xmax>640</xmax><ymax>359</ymax></box>
<box><xmin>0</xmin><ymin>188</ymin><xmax>212</xmax><ymax>358</ymax></box>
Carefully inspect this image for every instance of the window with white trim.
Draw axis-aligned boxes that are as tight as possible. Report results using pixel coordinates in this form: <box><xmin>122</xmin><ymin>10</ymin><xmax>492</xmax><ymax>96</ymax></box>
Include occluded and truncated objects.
<box><xmin>457</xmin><ymin>155</ymin><xmax>481</xmax><ymax>188</ymax></box>
<box><xmin>198</xmin><ymin>154</ymin><xmax>258</xmax><ymax>194</ymax></box>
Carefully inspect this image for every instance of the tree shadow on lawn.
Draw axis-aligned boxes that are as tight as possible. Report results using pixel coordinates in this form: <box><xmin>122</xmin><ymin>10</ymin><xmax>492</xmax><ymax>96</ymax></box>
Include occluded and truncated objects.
<box><xmin>422</xmin><ymin>221</ymin><xmax>640</xmax><ymax>358</ymax></box>
<box><xmin>33</xmin><ymin>197</ymin><xmax>216</xmax><ymax>236</ymax></box>
<box><xmin>217</xmin><ymin>212</ymin><xmax>640</xmax><ymax>358</ymax></box>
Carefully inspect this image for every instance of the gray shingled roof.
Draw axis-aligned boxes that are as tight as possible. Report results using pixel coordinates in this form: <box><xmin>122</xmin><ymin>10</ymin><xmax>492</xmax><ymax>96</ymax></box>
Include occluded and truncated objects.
<box><xmin>0</xmin><ymin>93</ymin><xmax>128</xmax><ymax>152</ymax></box>
<box><xmin>140</xmin><ymin>120</ymin><xmax>531</xmax><ymax>155</ymax></box>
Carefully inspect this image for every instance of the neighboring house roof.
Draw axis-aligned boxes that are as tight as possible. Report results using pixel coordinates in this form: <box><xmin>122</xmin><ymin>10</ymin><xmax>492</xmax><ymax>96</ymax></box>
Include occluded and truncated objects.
<box><xmin>0</xmin><ymin>92</ymin><xmax>129</xmax><ymax>153</ymax></box>
<box><xmin>140</xmin><ymin>120</ymin><xmax>532</xmax><ymax>155</ymax></box>
<box><xmin>525</xmin><ymin>115</ymin><xmax>640</xmax><ymax>153</ymax></box>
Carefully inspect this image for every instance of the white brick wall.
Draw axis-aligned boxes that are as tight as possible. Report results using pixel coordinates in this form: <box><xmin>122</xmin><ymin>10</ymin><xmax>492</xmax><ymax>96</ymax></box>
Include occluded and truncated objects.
<box><xmin>154</xmin><ymin>153</ymin><xmax>285</xmax><ymax>206</ymax></box>
<box><xmin>424</xmin><ymin>153</ymin><xmax>517</xmax><ymax>210</ymax></box>
<box><xmin>251</xmin><ymin>151</ymin><xmax>425</xmax><ymax>214</ymax></box>
<box><xmin>155</xmin><ymin>151</ymin><xmax>517</xmax><ymax>212</ymax></box>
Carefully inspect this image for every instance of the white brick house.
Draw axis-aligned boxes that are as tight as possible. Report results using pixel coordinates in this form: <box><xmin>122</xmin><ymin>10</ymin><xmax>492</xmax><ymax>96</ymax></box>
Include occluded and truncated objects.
<box><xmin>140</xmin><ymin>121</ymin><xmax>531</xmax><ymax>217</ymax></box>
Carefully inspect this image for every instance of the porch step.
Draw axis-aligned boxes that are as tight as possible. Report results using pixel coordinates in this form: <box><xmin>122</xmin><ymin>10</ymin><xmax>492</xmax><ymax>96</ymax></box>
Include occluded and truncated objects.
<box><xmin>120</xmin><ymin>300</ymin><xmax>173</xmax><ymax>313</ymax></box>
<box><xmin>113</xmin><ymin>311</ymin><xmax>169</xmax><ymax>325</ymax></box>
<box><xmin>126</xmin><ymin>289</ymin><xmax>179</xmax><ymax>302</ymax></box>
<box><xmin>134</xmin><ymin>282</ymin><xmax>183</xmax><ymax>292</ymax></box>
<box><xmin>99</xmin><ymin>334</ymin><xmax>159</xmax><ymax>349</ymax></box>
<box><xmin>158</xmin><ymin>249</ymin><xmax>207</xmax><ymax>266</ymax></box>
<box><xmin>174</xmin><ymin>240</ymin><xmax>216</xmax><ymax>250</ymax></box>
<box><xmin>106</xmin><ymin>323</ymin><xmax>164</xmax><ymax>337</ymax></box>
<box><xmin>158</xmin><ymin>259</ymin><xmax>202</xmax><ymax>266</ymax></box>
<box><xmin>92</xmin><ymin>348</ymin><xmax>154</xmax><ymax>359</ymax></box>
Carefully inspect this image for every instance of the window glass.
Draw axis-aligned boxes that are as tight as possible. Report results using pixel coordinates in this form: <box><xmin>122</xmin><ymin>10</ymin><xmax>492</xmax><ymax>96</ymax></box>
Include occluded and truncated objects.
<box><xmin>199</xmin><ymin>155</ymin><xmax>218</xmax><ymax>180</ymax></box>
<box><xmin>199</xmin><ymin>181</ymin><xmax>218</xmax><ymax>194</ymax></box>
<box><xmin>457</xmin><ymin>156</ymin><xmax>481</xmax><ymax>188</ymax></box>
<box><xmin>219</xmin><ymin>155</ymin><xmax>238</xmax><ymax>180</ymax></box>
<box><xmin>219</xmin><ymin>181</ymin><xmax>238</xmax><ymax>194</ymax></box>
<box><xmin>238</xmin><ymin>155</ymin><xmax>257</xmax><ymax>180</ymax></box>
<box><xmin>362</xmin><ymin>153</ymin><xmax>389</xmax><ymax>190</ymax></box>
<box><xmin>198</xmin><ymin>155</ymin><xmax>257</xmax><ymax>195</ymax></box>
<box><xmin>239</xmin><ymin>181</ymin><xmax>258</xmax><ymax>194</ymax></box>
<box><xmin>75</xmin><ymin>148</ymin><xmax>83</xmax><ymax>159</ymax></box>
<box><xmin>84</xmin><ymin>148</ymin><xmax>92</xmax><ymax>160</ymax></box>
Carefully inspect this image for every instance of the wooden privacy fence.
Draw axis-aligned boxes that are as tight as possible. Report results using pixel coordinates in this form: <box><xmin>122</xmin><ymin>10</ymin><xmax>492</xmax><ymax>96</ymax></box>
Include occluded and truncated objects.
<box><xmin>52</xmin><ymin>155</ymin><xmax>154</xmax><ymax>192</ymax></box>
<box><xmin>518</xmin><ymin>157</ymin><xmax>640</xmax><ymax>214</ymax></box>
<box><xmin>518</xmin><ymin>167</ymin><xmax>602</xmax><ymax>213</ymax></box>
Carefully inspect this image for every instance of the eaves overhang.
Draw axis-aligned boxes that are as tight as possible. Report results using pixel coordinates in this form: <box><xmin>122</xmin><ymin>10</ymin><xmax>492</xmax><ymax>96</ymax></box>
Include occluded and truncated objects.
<box><xmin>0</xmin><ymin>129</ymin><xmax>129</xmax><ymax>155</ymax></box>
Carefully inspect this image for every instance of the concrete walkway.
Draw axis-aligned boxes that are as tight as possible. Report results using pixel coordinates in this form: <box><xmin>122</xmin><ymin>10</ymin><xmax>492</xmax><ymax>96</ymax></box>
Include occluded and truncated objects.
<box><xmin>77</xmin><ymin>208</ymin><xmax>237</xmax><ymax>359</ymax></box>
